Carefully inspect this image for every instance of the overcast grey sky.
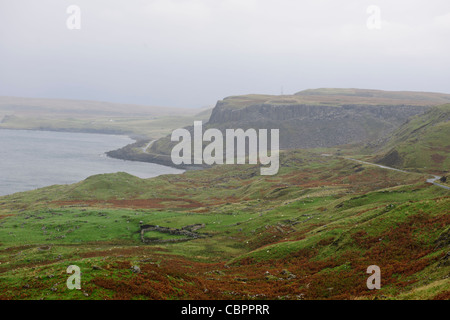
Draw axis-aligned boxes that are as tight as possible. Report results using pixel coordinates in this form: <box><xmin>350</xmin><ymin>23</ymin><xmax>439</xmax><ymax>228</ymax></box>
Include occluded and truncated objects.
<box><xmin>1</xmin><ymin>0</ymin><xmax>449</xmax><ymax>108</ymax></box>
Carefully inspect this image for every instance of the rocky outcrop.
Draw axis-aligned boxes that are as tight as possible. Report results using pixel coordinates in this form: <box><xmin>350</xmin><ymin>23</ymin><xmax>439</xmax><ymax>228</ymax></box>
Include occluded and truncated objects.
<box><xmin>140</xmin><ymin>224</ymin><xmax>208</xmax><ymax>244</ymax></box>
<box><xmin>209</xmin><ymin>102</ymin><xmax>428</xmax><ymax>125</ymax></box>
<box><xmin>375</xmin><ymin>149</ymin><xmax>403</xmax><ymax>167</ymax></box>
<box><xmin>208</xmin><ymin>102</ymin><xmax>429</xmax><ymax>149</ymax></box>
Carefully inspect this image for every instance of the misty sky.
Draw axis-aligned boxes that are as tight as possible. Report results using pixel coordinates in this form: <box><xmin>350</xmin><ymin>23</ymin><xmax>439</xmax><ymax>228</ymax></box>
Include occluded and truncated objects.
<box><xmin>1</xmin><ymin>0</ymin><xmax>449</xmax><ymax>108</ymax></box>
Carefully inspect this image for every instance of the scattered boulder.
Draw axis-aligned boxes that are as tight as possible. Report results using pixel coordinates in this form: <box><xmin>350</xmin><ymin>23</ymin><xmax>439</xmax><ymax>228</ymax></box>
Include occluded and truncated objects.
<box><xmin>280</xmin><ymin>269</ymin><xmax>297</xmax><ymax>280</ymax></box>
<box><xmin>265</xmin><ymin>274</ymin><xmax>279</xmax><ymax>281</ymax></box>
<box><xmin>130</xmin><ymin>265</ymin><xmax>141</xmax><ymax>274</ymax></box>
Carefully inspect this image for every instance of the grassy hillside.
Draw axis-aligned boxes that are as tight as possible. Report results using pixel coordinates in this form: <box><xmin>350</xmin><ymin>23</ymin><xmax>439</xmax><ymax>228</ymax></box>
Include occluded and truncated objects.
<box><xmin>372</xmin><ymin>104</ymin><xmax>450</xmax><ymax>174</ymax></box>
<box><xmin>296</xmin><ymin>88</ymin><xmax>450</xmax><ymax>104</ymax></box>
<box><xmin>0</xmin><ymin>149</ymin><xmax>448</xmax><ymax>300</ymax></box>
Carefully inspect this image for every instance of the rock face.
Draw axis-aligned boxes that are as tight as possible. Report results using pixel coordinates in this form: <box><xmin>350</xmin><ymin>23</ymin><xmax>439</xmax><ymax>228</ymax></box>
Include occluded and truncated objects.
<box><xmin>209</xmin><ymin>102</ymin><xmax>426</xmax><ymax>124</ymax></box>
<box><xmin>208</xmin><ymin>102</ymin><xmax>428</xmax><ymax>149</ymax></box>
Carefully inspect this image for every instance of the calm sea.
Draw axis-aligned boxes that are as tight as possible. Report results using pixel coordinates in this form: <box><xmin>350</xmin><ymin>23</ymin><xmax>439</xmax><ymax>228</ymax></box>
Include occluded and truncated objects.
<box><xmin>0</xmin><ymin>129</ymin><xmax>183</xmax><ymax>196</ymax></box>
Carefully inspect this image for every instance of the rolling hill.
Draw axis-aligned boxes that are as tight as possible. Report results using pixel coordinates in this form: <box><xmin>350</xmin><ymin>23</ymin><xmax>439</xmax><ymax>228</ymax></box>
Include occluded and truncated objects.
<box><xmin>0</xmin><ymin>148</ymin><xmax>448</xmax><ymax>300</ymax></box>
<box><xmin>372</xmin><ymin>104</ymin><xmax>450</xmax><ymax>174</ymax></box>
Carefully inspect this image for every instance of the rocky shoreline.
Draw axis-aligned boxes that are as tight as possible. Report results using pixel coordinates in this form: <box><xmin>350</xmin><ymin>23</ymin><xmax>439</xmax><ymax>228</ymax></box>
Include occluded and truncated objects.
<box><xmin>106</xmin><ymin>139</ymin><xmax>207</xmax><ymax>171</ymax></box>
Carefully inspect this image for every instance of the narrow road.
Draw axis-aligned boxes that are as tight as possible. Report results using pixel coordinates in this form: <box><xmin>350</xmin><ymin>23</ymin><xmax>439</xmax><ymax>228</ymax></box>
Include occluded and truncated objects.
<box><xmin>425</xmin><ymin>175</ymin><xmax>450</xmax><ymax>190</ymax></box>
<box><xmin>342</xmin><ymin>157</ymin><xmax>450</xmax><ymax>191</ymax></box>
<box><xmin>142</xmin><ymin>140</ymin><xmax>155</xmax><ymax>153</ymax></box>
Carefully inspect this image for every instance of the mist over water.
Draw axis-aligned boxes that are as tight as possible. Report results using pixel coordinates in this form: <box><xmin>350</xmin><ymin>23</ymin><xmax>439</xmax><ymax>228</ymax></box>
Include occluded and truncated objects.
<box><xmin>0</xmin><ymin>129</ymin><xmax>183</xmax><ymax>196</ymax></box>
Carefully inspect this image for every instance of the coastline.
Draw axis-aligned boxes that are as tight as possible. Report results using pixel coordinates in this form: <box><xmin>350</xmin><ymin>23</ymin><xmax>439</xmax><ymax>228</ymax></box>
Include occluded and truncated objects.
<box><xmin>0</xmin><ymin>127</ymin><xmax>203</xmax><ymax>171</ymax></box>
<box><xmin>0</xmin><ymin>128</ymin><xmax>184</xmax><ymax>197</ymax></box>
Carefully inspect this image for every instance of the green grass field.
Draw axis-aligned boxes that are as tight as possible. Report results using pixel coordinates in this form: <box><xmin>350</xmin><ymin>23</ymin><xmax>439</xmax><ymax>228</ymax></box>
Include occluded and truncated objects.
<box><xmin>0</xmin><ymin>149</ymin><xmax>448</xmax><ymax>300</ymax></box>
